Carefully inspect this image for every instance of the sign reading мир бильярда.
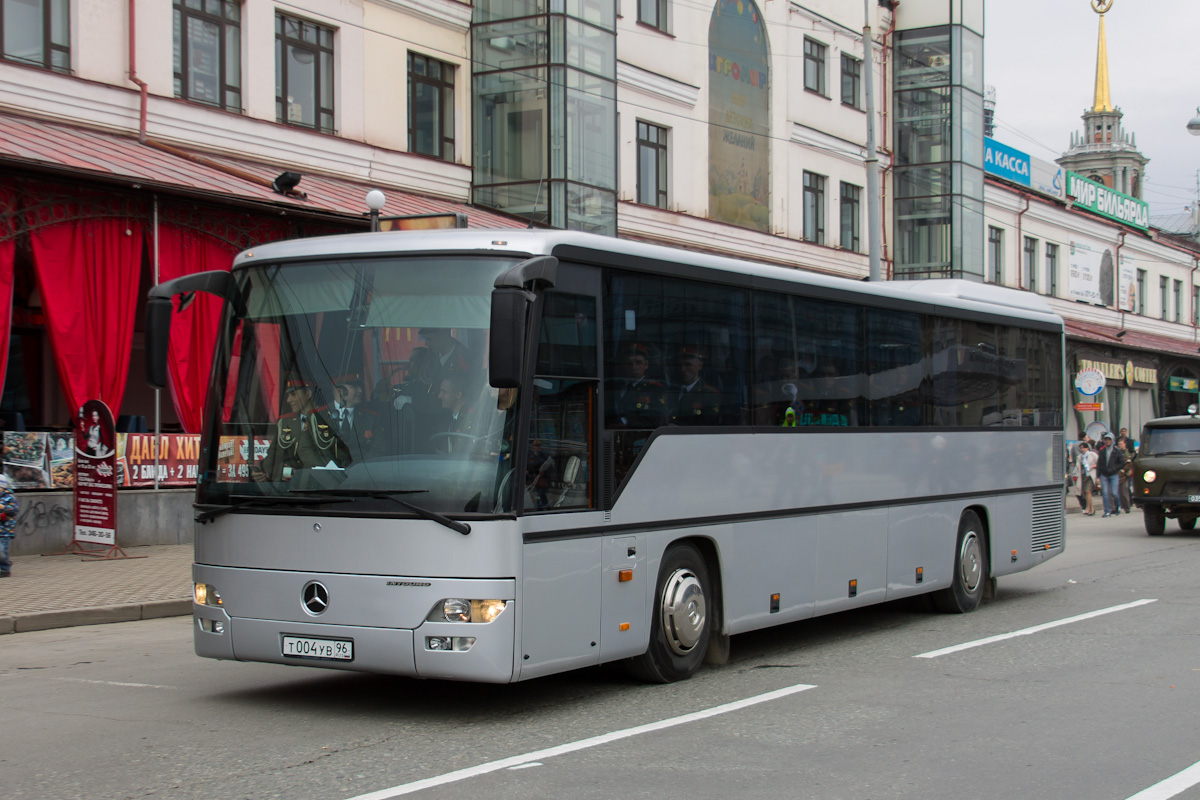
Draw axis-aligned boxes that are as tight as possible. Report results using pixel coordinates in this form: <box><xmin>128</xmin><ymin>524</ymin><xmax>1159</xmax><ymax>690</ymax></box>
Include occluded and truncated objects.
<box><xmin>73</xmin><ymin>399</ymin><xmax>118</xmax><ymax>546</ymax></box>
<box><xmin>1067</xmin><ymin>172</ymin><xmax>1150</xmax><ymax>231</ymax></box>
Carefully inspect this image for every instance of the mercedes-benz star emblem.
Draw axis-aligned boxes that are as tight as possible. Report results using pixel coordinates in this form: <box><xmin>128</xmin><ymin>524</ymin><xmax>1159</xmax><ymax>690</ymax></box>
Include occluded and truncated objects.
<box><xmin>302</xmin><ymin>581</ymin><xmax>330</xmax><ymax>615</ymax></box>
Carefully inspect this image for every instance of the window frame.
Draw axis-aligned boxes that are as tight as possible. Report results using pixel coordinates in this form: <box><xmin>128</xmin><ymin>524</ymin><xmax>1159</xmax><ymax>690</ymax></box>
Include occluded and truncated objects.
<box><xmin>1045</xmin><ymin>242</ymin><xmax>1058</xmax><ymax>298</ymax></box>
<box><xmin>1159</xmin><ymin>275</ymin><xmax>1169</xmax><ymax>320</ymax></box>
<box><xmin>803</xmin><ymin>171</ymin><xmax>827</xmax><ymax>245</ymax></box>
<box><xmin>1136</xmin><ymin>269</ymin><xmax>1146</xmax><ymax>315</ymax></box>
<box><xmin>275</xmin><ymin>12</ymin><xmax>336</xmax><ymax>135</ymax></box>
<box><xmin>1174</xmin><ymin>278</ymin><xmax>1183</xmax><ymax>323</ymax></box>
<box><xmin>407</xmin><ymin>51</ymin><xmax>456</xmax><ymax>162</ymax></box>
<box><xmin>839</xmin><ymin>181</ymin><xmax>861</xmax><ymax>252</ymax></box>
<box><xmin>0</xmin><ymin>0</ymin><xmax>69</xmax><ymax>72</ymax></box>
<box><xmin>840</xmin><ymin>53</ymin><xmax>862</xmax><ymax>108</ymax></box>
<box><xmin>986</xmin><ymin>226</ymin><xmax>1003</xmax><ymax>284</ymax></box>
<box><xmin>637</xmin><ymin>0</ymin><xmax>669</xmax><ymax>34</ymax></box>
<box><xmin>1022</xmin><ymin>236</ymin><xmax>1037</xmax><ymax>293</ymax></box>
<box><xmin>804</xmin><ymin>37</ymin><xmax>827</xmax><ymax>96</ymax></box>
<box><xmin>635</xmin><ymin>120</ymin><xmax>669</xmax><ymax>209</ymax></box>
<box><xmin>174</xmin><ymin>0</ymin><xmax>242</xmax><ymax>112</ymax></box>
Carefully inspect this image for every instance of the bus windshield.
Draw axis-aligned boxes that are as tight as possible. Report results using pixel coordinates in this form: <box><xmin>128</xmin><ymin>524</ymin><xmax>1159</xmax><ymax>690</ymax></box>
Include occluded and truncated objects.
<box><xmin>199</xmin><ymin>254</ymin><xmax>523</xmax><ymax>516</ymax></box>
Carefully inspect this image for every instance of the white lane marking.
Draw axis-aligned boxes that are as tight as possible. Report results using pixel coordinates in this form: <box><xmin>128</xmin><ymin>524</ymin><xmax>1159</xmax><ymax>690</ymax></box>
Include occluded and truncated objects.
<box><xmin>57</xmin><ymin>678</ymin><xmax>179</xmax><ymax>690</ymax></box>
<box><xmin>343</xmin><ymin>682</ymin><xmax>817</xmax><ymax>800</ymax></box>
<box><xmin>914</xmin><ymin>599</ymin><xmax>1158</xmax><ymax>659</ymax></box>
<box><xmin>506</xmin><ymin>763</ymin><xmax>542</xmax><ymax>771</ymax></box>
<box><xmin>1124</xmin><ymin>759</ymin><xmax>1200</xmax><ymax>800</ymax></box>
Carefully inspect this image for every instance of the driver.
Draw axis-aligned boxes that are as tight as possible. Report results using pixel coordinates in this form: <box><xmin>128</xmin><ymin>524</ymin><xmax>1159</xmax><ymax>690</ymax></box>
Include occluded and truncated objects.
<box><xmin>436</xmin><ymin>373</ymin><xmax>479</xmax><ymax>453</ymax></box>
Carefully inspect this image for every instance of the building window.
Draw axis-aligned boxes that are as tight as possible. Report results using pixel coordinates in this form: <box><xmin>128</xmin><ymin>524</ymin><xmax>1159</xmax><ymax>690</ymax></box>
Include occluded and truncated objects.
<box><xmin>1159</xmin><ymin>275</ymin><xmax>1169</xmax><ymax>320</ymax></box>
<box><xmin>636</xmin><ymin>121</ymin><xmax>669</xmax><ymax>209</ymax></box>
<box><xmin>803</xmin><ymin>172</ymin><xmax>826</xmax><ymax>244</ymax></box>
<box><xmin>1136</xmin><ymin>269</ymin><xmax>1146</xmax><ymax>315</ymax></box>
<box><xmin>1175</xmin><ymin>279</ymin><xmax>1183</xmax><ymax>323</ymax></box>
<box><xmin>839</xmin><ymin>182</ymin><xmax>861</xmax><ymax>252</ymax></box>
<box><xmin>804</xmin><ymin>38</ymin><xmax>826</xmax><ymax>95</ymax></box>
<box><xmin>987</xmin><ymin>227</ymin><xmax>1003</xmax><ymax>284</ymax></box>
<box><xmin>841</xmin><ymin>54</ymin><xmax>861</xmax><ymax>108</ymax></box>
<box><xmin>275</xmin><ymin>13</ymin><xmax>335</xmax><ymax>134</ymax></box>
<box><xmin>1193</xmin><ymin>285</ymin><xmax>1199</xmax><ymax>326</ymax></box>
<box><xmin>1</xmin><ymin>0</ymin><xmax>69</xmax><ymax>72</ymax></box>
<box><xmin>638</xmin><ymin>0</ymin><xmax>668</xmax><ymax>32</ymax></box>
<box><xmin>1045</xmin><ymin>243</ymin><xmax>1058</xmax><ymax>297</ymax></box>
<box><xmin>1023</xmin><ymin>237</ymin><xmax>1037</xmax><ymax>293</ymax></box>
<box><xmin>408</xmin><ymin>53</ymin><xmax>455</xmax><ymax>161</ymax></box>
<box><xmin>173</xmin><ymin>0</ymin><xmax>241</xmax><ymax>111</ymax></box>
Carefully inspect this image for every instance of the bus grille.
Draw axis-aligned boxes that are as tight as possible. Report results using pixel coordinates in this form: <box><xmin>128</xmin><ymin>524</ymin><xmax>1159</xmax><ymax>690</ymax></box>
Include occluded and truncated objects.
<box><xmin>1031</xmin><ymin>490</ymin><xmax>1064</xmax><ymax>552</ymax></box>
<box><xmin>1052</xmin><ymin>433</ymin><xmax>1064</xmax><ymax>483</ymax></box>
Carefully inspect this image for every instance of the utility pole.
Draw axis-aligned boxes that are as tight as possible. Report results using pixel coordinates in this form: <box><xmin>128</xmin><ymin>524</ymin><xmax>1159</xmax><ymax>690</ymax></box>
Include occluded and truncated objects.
<box><xmin>863</xmin><ymin>0</ymin><xmax>883</xmax><ymax>281</ymax></box>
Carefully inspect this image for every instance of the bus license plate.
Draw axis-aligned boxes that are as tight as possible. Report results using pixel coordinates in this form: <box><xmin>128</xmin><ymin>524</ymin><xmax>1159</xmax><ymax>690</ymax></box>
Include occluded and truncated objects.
<box><xmin>282</xmin><ymin>635</ymin><xmax>354</xmax><ymax>661</ymax></box>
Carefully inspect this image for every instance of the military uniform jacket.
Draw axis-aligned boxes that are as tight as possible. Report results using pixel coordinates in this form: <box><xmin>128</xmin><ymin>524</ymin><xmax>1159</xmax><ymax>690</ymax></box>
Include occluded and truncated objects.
<box><xmin>260</xmin><ymin>409</ymin><xmax>350</xmax><ymax>480</ymax></box>
<box><xmin>611</xmin><ymin>377</ymin><xmax>667</xmax><ymax>429</ymax></box>
<box><xmin>669</xmin><ymin>382</ymin><xmax>722</xmax><ymax>426</ymax></box>
<box><xmin>333</xmin><ymin>406</ymin><xmax>384</xmax><ymax>463</ymax></box>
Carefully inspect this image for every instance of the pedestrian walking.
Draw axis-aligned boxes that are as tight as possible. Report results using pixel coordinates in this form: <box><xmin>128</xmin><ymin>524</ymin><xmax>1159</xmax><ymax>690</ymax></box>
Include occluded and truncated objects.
<box><xmin>1118</xmin><ymin>437</ymin><xmax>1134</xmax><ymax>513</ymax></box>
<box><xmin>1077</xmin><ymin>441</ymin><xmax>1098</xmax><ymax>516</ymax></box>
<box><xmin>1096</xmin><ymin>432</ymin><xmax>1126</xmax><ymax>518</ymax></box>
<box><xmin>0</xmin><ymin>469</ymin><xmax>16</xmax><ymax>577</ymax></box>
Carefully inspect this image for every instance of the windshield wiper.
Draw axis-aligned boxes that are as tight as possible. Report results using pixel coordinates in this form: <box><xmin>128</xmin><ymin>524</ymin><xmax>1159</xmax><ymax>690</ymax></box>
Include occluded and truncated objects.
<box><xmin>194</xmin><ymin>494</ymin><xmax>352</xmax><ymax>524</ymax></box>
<box><xmin>301</xmin><ymin>489</ymin><xmax>471</xmax><ymax>535</ymax></box>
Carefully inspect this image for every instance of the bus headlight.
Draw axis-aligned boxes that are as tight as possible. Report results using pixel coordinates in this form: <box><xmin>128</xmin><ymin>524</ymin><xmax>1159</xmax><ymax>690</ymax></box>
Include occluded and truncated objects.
<box><xmin>194</xmin><ymin>583</ymin><xmax>222</xmax><ymax>606</ymax></box>
<box><xmin>1142</xmin><ymin>470</ymin><xmax>1157</xmax><ymax>483</ymax></box>
<box><xmin>427</xmin><ymin>598</ymin><xmax>507</xmax><ymax>623</ymax></box>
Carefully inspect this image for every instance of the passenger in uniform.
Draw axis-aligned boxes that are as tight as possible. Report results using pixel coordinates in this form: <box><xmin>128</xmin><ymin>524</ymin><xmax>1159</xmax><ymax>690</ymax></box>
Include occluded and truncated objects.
<box><xmin>669</xmin><ymin>348</ymin><xmax>722</xmax><ymax>426</ymax></box>
<box><xmin>331</xmin><ymin>373</ymin><xmax>384</xmax><ymax>463</ymax></box>
<box><xmin>253</xmin><ymin>378</ymin><xmax>349</xmax><ymax>481</ymax></box>
<box><xmin>608</xmin><ymin>344</ymin><xmax>667</xmax><ymax>429</ymax></box>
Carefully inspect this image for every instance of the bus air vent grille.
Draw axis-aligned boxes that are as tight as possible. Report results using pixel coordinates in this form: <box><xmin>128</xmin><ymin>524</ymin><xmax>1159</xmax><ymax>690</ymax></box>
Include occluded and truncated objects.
<box><xmin>1051</xmin><ymin>433</ymin><xmax>1064</xmax><ymax>482</ymax></box>
<box><xmin>1031</xmin><ymin>490</ymin><xmax>1064</xmax><ymax>551</ymax></box>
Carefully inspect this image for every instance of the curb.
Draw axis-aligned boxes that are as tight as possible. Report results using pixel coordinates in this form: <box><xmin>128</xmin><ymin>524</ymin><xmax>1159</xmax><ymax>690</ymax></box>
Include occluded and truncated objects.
<box><xmin>0</xmin><ymin>598</ymin><xmax>193</xmax><ymax>634</ymax></box>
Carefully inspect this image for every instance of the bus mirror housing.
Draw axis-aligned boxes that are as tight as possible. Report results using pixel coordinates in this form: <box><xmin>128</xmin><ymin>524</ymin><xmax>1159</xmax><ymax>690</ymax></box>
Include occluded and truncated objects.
<box><xmin>145</xmin><ymin>270</ymin><xmax>238</xmax><ymax>390</ymax></box>
<box><xmin>489</xmin><ymin>256</ymin><xmax>558</xmax><ymax>388</ymax></box>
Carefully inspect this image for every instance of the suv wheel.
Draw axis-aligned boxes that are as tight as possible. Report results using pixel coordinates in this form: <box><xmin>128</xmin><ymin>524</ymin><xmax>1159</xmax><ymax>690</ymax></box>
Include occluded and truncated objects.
<box><xmin>1144</xmin><ymin>505</ymin><xmax>1166</xmax><ymax>536</ymax></box>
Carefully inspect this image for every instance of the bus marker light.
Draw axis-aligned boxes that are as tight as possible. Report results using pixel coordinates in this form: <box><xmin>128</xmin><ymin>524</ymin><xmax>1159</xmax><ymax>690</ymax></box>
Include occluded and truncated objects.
<box><xmin>1012</xmin><ymin>549</ymin><xmax>1019</xmax><ymax>562</ymax></box>
<box><xmin>618</xmin><ymin>569</ymin><xmax>633</xmax><ymax>582</ymax></box>
<box><xmin>915</xmin><ymin>567</ymin><xmax>923</xmax><ymax>584</ymax></box>
<box><xmin>619</xmin><ymin>622</ymin><xmax>630</xmax><ymax>631</ymax></box>
<box><xmin>848</xmin><ymin>580</ymin><xmax>857</xmax><ymax>598</ymax></box>
<box><xmin>770</xmin><ymin>593</ymin><xmax>780</xmax><ymax>613</ymax></box>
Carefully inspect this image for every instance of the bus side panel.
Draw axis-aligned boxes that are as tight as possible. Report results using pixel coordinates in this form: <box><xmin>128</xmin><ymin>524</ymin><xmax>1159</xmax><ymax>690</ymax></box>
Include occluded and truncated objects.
<box><xmin>813</xmin><ymin>508</ymin><xmax>888</xmax><ymax>615</ymax></box>
<box><xmin>978</xmin><ymin>494</ymin><xmax>1037</xmax><ymax>578</ymax></box>
<box><xmin>599</xmin><ymin>534</ymin><xmax>649</xmax><ymax>662</ymax></box>
<box><xmin>886</xmin><ymin>503</ymin><xmax>960</xmax><ymax>599</ymax></box>
<box><xmin>723</xmin><ymin>519</ymin><xmax>815</xmax><ymax>635</ymax></box>
<box><xmin>518</xmin><ymin>538</ymin><xmax>602</xmax><ymax>680</ymax></box>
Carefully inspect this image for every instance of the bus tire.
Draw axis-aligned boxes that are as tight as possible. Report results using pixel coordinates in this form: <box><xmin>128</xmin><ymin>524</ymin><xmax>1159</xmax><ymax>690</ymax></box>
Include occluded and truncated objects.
<box><xmin>933</xmin><ymin>511</ymin><xmax>987</xmax><ymax>614</ymax></box>
<box><xmin>1144</xmin><ymin>506</ymin><xmax>1165</xmax><ymax>536</ymax></box>
<box><xmin>628</xmin><ymin>543</ymin><xmax>711</xmax><ymax>683</ymax></box>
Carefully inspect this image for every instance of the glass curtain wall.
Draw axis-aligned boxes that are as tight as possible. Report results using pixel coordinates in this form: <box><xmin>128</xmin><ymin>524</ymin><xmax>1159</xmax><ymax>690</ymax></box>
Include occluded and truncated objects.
<box><xmin>893</xmin><ymin>25</ymin><xmax>984</xmax><ymax>280</ymax></box>
<box><xmin>472</xmin><ymin>0</ymin><xmax>617</xmax><ymax>234</ymax></box>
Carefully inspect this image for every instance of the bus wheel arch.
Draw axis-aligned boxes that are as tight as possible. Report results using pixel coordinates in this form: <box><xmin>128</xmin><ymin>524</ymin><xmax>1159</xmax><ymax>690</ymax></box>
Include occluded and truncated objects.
<box><xmin>933</xmin><ymin>507</ymin><xmax>989</xmax><ymax>613</ymax></box>
<box><xmin>628</xmin><ymin>538</ymin><xmax>722</xmax><ymax>682</ymax></box>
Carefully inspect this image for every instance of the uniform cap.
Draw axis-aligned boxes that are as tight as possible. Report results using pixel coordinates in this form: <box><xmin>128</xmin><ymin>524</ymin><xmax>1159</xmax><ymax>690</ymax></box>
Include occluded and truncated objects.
<box><xmin>333</xmin><ymin>372</ymin><xmax>363</xmax><ymax>388</ymax></box>
<box><xmin>284</xmin><ymin>377</ymin><xmax>312</xmax><ymax>392</ymax></box>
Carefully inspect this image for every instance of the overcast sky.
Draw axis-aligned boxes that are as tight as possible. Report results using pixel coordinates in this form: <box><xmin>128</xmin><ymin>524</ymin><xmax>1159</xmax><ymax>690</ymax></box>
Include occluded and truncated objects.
<box><xmin>984</xmin><ymin>0</ymin><xmax>1199</xmax><ymax>216</ymax></box>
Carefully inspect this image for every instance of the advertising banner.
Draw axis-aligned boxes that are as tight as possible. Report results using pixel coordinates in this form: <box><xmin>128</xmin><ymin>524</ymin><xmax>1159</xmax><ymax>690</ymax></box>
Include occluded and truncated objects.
<box><xmin>1068</xmin><ymin>240</ymin><xmax>1114</xmax><ymax>307</ymax></box>
<box><xmin>74</xmin><ymin>400</ymin><xmax>118</xmax><ymax>546</ymax></box>
<box><xmin>1030</xmin><ymin>156</ymin><xmax>1064</xmax><ymax>198</ymax></box>
<box><xmin>3</xmin><ymin>432</ymin><xmax>51</xmax><ymax>489</ymax></box>
<box><xmin>215</xmin><ymin>435</ymin><xmax>270</xmax><ymax>483</ymax></box>
<box><xmin>1118</xmin><ymin>252</ymin><xmax>1136</xmax><ymax>312</ymax></box>
<box><xmin>1067</xmin><ymin>172</ymin><xmax>1149</xmax><ymax>231</ymax></box>
<box><xmin>118</xmin><ymin>433</ymin><xmax>202</xmax><ymax>487</ymax></box>
<box><xmin>984</xmin><ymin>137</ymin><xmax>1031</xmax><ymax>186</ymax></box>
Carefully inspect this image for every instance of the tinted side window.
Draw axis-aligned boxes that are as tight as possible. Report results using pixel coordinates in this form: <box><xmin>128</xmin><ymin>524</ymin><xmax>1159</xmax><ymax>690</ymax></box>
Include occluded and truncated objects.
<box><xmin>866</xmin><ymin>308</ymin><xmax>930</xmax><ymax>426</ymax></box>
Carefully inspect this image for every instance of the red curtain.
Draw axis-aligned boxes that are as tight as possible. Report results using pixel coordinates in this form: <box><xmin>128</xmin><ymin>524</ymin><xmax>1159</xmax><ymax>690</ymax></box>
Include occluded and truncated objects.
<box><xmin>0</xmin><ymin>186</ymin><xmax>16</xmax><ymax>393</ymax></box>
<box><xmin>29</xmin><ymin>217</ymin><xmax>143</xmax><ymax>417</ymax></box>
<box><xmin>156</xmin><ymin>225</ymin><xmax>239</xmax><ymax>433</ymax></box>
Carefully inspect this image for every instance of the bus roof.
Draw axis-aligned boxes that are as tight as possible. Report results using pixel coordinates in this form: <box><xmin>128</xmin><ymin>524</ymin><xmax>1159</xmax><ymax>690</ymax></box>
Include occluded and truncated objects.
<box><xmin>235</xmin><ymin>228</ymin><xmax>1063</xmax><ymax>327</ymax></box>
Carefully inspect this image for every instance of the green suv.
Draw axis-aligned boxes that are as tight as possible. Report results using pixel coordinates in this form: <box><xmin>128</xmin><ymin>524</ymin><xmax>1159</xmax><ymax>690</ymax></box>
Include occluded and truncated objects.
<box><xmin>1132</xmin><ymin>414</ymin><xmax>1200</xmax><ymax>535</ymax></box>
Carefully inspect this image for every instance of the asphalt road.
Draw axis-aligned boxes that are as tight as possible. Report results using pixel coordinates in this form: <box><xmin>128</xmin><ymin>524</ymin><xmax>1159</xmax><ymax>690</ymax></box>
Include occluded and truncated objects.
<box><xmin>2</xmin><ymin>510</ymin><xmax>1199</xmax><ymax>800</ymax></box>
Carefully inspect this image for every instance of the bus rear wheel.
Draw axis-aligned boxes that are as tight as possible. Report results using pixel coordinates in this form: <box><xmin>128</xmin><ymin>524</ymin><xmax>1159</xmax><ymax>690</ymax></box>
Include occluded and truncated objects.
<box><xmin>628</xmin><ymin>543</ymin><xmax>711</xmax><ymax>683</ymax></box>
<box><xmin>933</xmin><ymin>511</ymin><xmax>987</xmax><ymax>614</ymax></box>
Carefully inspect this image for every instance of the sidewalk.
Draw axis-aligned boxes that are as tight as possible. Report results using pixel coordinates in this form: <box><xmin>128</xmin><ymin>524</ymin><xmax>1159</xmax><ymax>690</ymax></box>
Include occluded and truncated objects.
<box><xmin>0</xmin><ymin>544</ymin><xmax>194</xmax><ymax>634</ymax></box>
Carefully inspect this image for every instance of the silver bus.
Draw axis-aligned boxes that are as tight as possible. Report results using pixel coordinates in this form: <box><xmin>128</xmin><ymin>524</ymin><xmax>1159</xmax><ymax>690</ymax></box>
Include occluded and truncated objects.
<box><xmin>147</xmin><ymin>229</ymin><xmax>1065</xmax><ymax>683</ymax></box>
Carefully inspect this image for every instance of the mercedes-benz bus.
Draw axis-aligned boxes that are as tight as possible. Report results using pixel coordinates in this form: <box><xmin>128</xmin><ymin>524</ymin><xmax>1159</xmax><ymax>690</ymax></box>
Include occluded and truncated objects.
<box><xmin>147</xmin><ymin>229</ymin><xmax>1065</xmax><ymax>683</ymax></box>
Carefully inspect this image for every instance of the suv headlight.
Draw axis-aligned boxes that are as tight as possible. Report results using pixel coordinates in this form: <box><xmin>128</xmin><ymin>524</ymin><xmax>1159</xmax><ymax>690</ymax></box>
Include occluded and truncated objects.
<box><xmin>427</xmin><ymin>598</ymin><xmax>507</xmax><ymax>623</ymax></box>
<box><xmin>1142</xmin><ymin>470</ymin><xmax>1157</xmax><ymax>483</ymax></box>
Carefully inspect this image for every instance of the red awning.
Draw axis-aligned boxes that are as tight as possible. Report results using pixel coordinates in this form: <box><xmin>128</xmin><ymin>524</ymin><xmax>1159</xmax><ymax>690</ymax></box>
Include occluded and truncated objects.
<box><xmin>0</xmin><ymin>113</ymin><xmax>525</xmax><ymax>228</ymax></box>
<box><xmin>1065</xmin><ymin>318</ymin><xmax>1200</xmax><ymax>359</ymax></box>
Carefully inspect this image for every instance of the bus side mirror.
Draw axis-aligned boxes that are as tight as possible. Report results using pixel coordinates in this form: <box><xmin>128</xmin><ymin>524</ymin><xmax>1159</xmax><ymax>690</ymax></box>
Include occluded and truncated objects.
<box><xmin>488</xmin><ymin>256</ymin><xmax>558</xmax><ymax>389</ymax></box>
<box><xmin>145</xmin><ymin>270</ymin><xmax>238</xmax><ymax>390</ymax></box>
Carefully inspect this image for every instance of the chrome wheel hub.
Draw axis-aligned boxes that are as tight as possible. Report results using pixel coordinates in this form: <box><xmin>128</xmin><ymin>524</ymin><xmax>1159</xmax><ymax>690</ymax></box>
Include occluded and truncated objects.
<box><xmin>959</xmin><ymin>530</ymin><xmax>982</xmax><ymax>593</ymax></box>
<box><xmin>660</xmin><ymin>568</ymin><xmax>706</xmax><ymax>655</ymax></box>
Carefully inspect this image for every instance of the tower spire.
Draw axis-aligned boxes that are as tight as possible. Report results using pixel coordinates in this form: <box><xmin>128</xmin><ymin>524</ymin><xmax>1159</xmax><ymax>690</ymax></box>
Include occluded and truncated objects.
<box><xmin>1092</xmin><ymin>1</ymin><xmax>1114</xmax><ymax>112</ymax></box>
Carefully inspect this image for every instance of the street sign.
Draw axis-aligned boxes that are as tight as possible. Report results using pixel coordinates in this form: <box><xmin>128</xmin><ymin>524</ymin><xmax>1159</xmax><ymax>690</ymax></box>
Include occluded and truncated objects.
<box><xmin>1169</xmin><ymin>376</ymin><xmax>1200</xmax><ymax>393</ymax></box>
<box><xmin>1074</xmin><ymin>368</ymin><xmax>1105</xmax><ymax>396</ymax></box>
<box><xmin>1074</xmin><ymin>402</ymin><xmax>1103</xmax><ymax>411</ymax></box>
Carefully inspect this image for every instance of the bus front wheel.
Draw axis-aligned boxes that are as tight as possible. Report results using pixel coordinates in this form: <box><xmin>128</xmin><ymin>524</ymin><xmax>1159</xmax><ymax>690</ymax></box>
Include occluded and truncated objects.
<box><xmin>933</xmin><ymin>511</ymin><xmax>987</xmax><ymax>614</ymax></box>
<box><xmin>628</xmin><ymin>544</ymin><xmax>711</xmax><ymax>683</ymax></box>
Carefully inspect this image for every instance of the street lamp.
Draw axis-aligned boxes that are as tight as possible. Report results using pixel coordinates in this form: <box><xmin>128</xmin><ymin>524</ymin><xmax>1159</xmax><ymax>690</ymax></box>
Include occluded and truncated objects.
<box><xmin>365</xmin><ymin>189</ymin><xmax>387</xmax><ymax>231</ymax></box>
<box><xmin>1188</xmin><ymin>107</ymin><xmax>1200</xmax><ymax>137</ymax></box>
